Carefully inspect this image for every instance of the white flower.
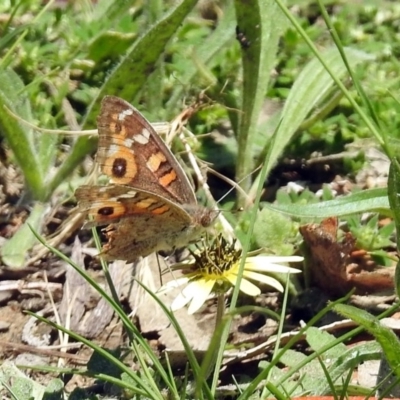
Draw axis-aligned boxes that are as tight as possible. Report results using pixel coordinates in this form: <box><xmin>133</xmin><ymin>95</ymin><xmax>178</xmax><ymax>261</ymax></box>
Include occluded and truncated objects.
<box><xmin>160</xmin><ymin>236</ymin><xmax>303</xmax><ymax>314</ymax></box>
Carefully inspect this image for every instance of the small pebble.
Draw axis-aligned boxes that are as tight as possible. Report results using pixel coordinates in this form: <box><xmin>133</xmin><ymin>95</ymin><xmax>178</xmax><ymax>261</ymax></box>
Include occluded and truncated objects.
<box><xmin>0</xmin><ymin>320</ymin><xmax>10</xmax><ymax>332</ymax></box>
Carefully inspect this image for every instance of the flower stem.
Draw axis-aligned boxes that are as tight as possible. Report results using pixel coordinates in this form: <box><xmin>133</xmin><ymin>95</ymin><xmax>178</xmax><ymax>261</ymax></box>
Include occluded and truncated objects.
<box><xmin>215</xmin><ymin>292</ymin><xmax>225</xmax><ymax>329</ymax></box>
<box><xmin>204</xmin><ymin>293</ymin><xmax>225</xmax><ymax>381</ymax></box>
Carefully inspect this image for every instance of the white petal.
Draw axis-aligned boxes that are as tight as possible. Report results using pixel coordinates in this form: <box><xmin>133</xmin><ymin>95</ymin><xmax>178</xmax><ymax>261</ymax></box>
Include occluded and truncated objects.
<box><xmin>170</xmin><ymin>279</ymin><xmax>204</xmax><ymax>311</ymax></box>
<box><xmin>249</xmin><ymin>256</ymin><xmax>303</xmax><ymax>263</ymax></box>
<box><xmin>158</xmin><ymin>277</ymin><xmax>190</xmax><ymax>294</ymax></box>
<box><xmin>170</xmin><ymin>291</ymin><xmax>193</xmax><ymax>312</ymax></box>
<box><xmin>245</xmin><ymin>257</ymin><xmax>302</xmax><ymax>273</ymax></box>
<box><xmin>225</xmin><ymin>274</ymin><xmax>261</xmax><ymax>296</ymax></box>
<box><xmin>243</xmin><ymin>270</ymin><xmax>284</xmax><ymax>292</ymax></box>
<box><xmin>188</xmin><ymin>279</ymin><xmax>215</xmax><ymax>314</ymax></box>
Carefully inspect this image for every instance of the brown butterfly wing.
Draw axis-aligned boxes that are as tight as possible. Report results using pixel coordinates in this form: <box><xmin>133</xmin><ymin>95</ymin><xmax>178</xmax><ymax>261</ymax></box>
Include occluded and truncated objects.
<box><xmin>75</xmin><ymin>96</ymin><xmax>216</xmax><ymax>261</ymax></box>
<box><xmin>96</xmin><ymin>96</ymin><xmax>196</xmax><ymax>205</ymax></box>
<box><xmin>75</xmin><ymin>184</ymin><xmax>192</xmax><ymax>227</ymax></box>
<box><xmin>75</xmin><ymin>184</ymin><xmax>207</xmax><ymax>261</ymax></box>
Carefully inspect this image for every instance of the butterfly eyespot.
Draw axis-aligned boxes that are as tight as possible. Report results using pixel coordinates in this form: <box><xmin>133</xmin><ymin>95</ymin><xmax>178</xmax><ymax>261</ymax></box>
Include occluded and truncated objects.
<box><xmin>112</xmin><ymin>158</ymin><xmax>127</xmax><ymax>177</ymax></box>
<box><xmin>98</xmin><ymin>206</ymin><xmax>114</xmax><ymax>216</ymax></box>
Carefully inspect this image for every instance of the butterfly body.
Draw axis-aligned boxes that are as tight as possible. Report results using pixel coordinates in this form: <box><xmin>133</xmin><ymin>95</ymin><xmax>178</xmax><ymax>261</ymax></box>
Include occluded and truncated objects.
<box><xmin>76</xmin><ymin>96</ymin><xmax>217</xmax><ymax>262</ymax></box>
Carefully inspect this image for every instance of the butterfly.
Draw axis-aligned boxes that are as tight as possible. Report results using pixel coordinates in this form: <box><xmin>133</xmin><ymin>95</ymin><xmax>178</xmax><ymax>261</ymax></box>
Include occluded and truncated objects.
<box><xmin>75</xmin><ymin>96</ymin><xmax>218</xmax><ymax>262</ymax></box>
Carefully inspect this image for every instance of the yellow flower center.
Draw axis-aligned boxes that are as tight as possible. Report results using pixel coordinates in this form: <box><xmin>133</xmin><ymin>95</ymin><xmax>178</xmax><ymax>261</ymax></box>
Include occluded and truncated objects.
<box><xmin>191</xmin><ymin>236</ymin><xmax>242</xmax><ymax>276</ymax></box>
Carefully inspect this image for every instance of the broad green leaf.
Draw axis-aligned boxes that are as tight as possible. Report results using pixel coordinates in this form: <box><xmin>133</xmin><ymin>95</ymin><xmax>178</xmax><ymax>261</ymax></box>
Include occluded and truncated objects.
<box><xmin>85</xmin><ymin>1</ymin><xmax>139</xmax><ymax>65</ymax></box>
<box><xmin>278</xmin><ymin>349</ymin><xmax>307</xmax><ymax>368</ymax></box>
<box><xmin>278</xmin><ymin>334</ymin><xmax>380</xmax><ymax>396</ymax></box>
<box><xmin>264</xmin><ymin>188</ymin><xmax>390</xmax><ymax>219</ymax></box>
<box><xmin>1</xmin><ymin>203</ymin><xmax>48</xmax><ymax>268</ymax></box>
<box><xmin>0</xmin><ymin>68</ymin><xmax>45</xmax><ymax>200</ymax></box>
<box><xmin>334</xmin><ymin>303</ymin><xmax>400</xmax><ymax>381</ymax></box>
<box><xmin>306</xmin><ymin>327</ymin><xmax>347</xmax><ymax>356</ymax></box>
<box><xmin>278</xmin><ymin>330</ymin><xmax>346</xmax><ymax>396</ymax></box>
<box><xmin>251</xmin><ymin>47</ymin><xmax>375</xmax><ymax>197</ymax></box>
<box><xmin>217</xmin><ymin>2</ymin><xmax>289</xmax><ymax>388</ymax></box>
<box><xmin>274</xmin><ymin>348</ymin><xmax>329</xmax><ymax>397</ymax></box>
<box><xmin>44</xmin><ymin>379</ymin><xmax>64</xmax><ymax>396</ymax></box>
<box><xmin>0</xmin><ymin>361</ymin><xmax>46</xmax><ymax>400</ymax></box>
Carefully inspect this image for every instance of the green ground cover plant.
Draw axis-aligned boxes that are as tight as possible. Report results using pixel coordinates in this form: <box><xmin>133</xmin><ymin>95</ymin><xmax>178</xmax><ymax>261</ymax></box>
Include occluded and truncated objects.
<box><xmin>1</xmin><ymin>0</ymin><xmax>400</xmax><ymax>398</ymax></box>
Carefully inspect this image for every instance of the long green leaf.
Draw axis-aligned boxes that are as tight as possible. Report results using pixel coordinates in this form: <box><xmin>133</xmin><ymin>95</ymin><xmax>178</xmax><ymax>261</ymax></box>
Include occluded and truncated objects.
<box><xmin>234</xmin><ymin>0</ymin><xmax>286</xmax><ymax>196</ymax></box>
<box><xmin>48</xmin><ymin>0</ymin><xmax>198</xmax><ymax>197</ymax></box>
<box><xmin>87</xmin><ymin>0</ymin><xmax>199</xmax><ymax>122</ymax></box>
<box><xmin>0</xmin><ymin>68</ymin><xmax>45</xmax><ymax>200</ymax></box>
<box><xmin>264</xmin><ymin>188</ymin><xmax>390</xmax><ymax>219</ymax></box>
<box><xmin>212</xmin><ymin>0</ymin><xmax>288</xmax><ymax>392</ymax></box>
<box><xmin>250</xmin><ymin>47</ymin><xmax>374</xmax><ymax>197</ymax></box>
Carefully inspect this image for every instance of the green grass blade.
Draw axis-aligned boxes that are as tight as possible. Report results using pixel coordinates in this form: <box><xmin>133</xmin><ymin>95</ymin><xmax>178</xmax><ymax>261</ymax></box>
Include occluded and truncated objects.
<box><xmin>0</xmin><ymin>24</ymin><xmax>29</xmax><ymax>53</ymax></box>
<box><xmin>316</xmin><ymin>0</ymin><xmax>383</xmax><ymax>136</ymax></box>
<box><xmin>32</xmin><ymin>226</ymin><xmax>136</xmax><ymax>332</ymax></box>
<box><xmin>275</xmin><ymin>0</ymin><xmax>384</xmax><ymax>149</ymax></box>
<box><xmin>27</xmin><ymin>313</ymin><xmax>160</xmax><ymax>398</ymax></box>
<box><xmin>133</xmin><ymin>281</ymin><xmax>214</xmax><ymax>399</ymax></box>
<box><xmin>265</xmin><ymin>381</ymin><xmax>287</xmax><ymax>400</ymax></box>
<box><xmin>212</xmin><ymin>2</ymin><xmax>288</xmax><ymax>380</ymax></box>
<box><xmin>198</xmin><ymin>312</ymin><xmax>230</xmax><ymax>391</ymax></box>
<box><xmin>31</xmin><ymin>233</ymin><xmax>180</xmax><ymax>396</ymax></box>
<box><xmin>316</xmin><ymin>355</ymin><xmax>338</xmax><ymax>399</ymax></box>
<box><xmin>32</xmin><ymin>226</ymin><xmax>209</xmax><ymax>397</ymax></box>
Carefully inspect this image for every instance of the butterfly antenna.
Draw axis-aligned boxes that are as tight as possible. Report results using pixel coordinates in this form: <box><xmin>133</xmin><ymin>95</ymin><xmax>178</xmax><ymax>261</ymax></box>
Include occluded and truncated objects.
<box><xmin>209</xmin><ymin>165</ymin><xmax>262</xmax><ymax>207</ymax></box>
